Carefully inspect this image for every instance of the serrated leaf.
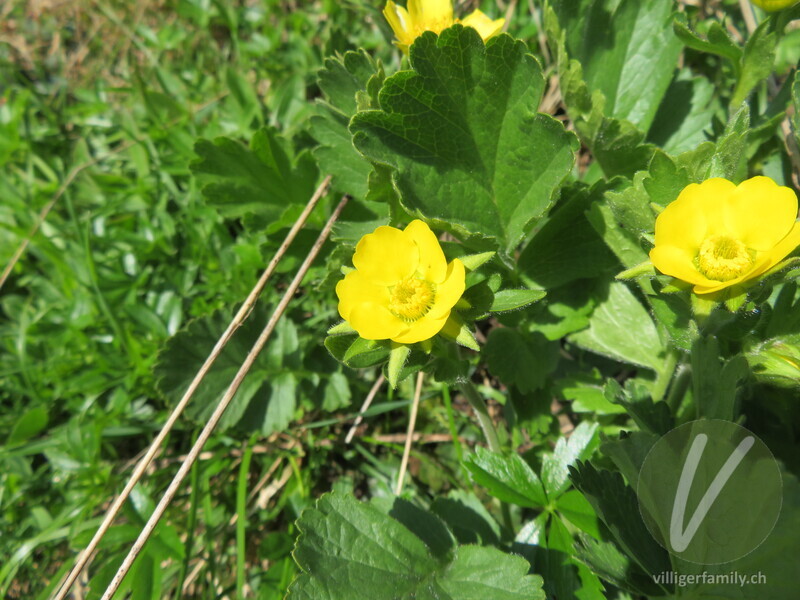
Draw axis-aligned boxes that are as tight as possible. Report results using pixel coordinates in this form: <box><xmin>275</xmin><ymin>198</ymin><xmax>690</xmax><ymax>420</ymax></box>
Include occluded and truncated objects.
<box><xmin>311</xmin><ymin>50</ymin><xmax>384</xmax><ymax>200</ymax></box>
<box><xmin>541</xmin><ymin>422</ymin><xmax>599</xmax><ymax>499</ymax></box>
<box><xmin>465</xmin><ymin>447</ymin><xmax>547</xmax><ymax>508</ymax></box>
<box><xmin>569</xmin><ymin>462</ymin><xmax>671</xmax><ymax>584</ymax></box>
<box><xmin>190</xmin><ymin>127</ymin><xmax>318</xmax><ymax>219</ymax></box>
<box><xmin>350</xmin><ymin>26</ymin><xmax>577</xmax><ymax>254</ymax></box>
<box><xmin>288</xmin><ymin>493</ymin><xmax>545</xmax><ymax>600</ymax></box>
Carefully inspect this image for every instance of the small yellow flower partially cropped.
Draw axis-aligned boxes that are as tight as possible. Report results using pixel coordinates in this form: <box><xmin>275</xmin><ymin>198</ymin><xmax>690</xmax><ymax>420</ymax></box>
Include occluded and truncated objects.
<box><xmin>383</xmin><ymin>0</ymin><xmax>504</xmax><ymax>54</ymax></box>
<box><xmin>336</xmin><ymin>220</ymin><xmax>465</xmax><ymax>343</ymax></box>
<box><xmin>751</xmin><ymin>0</ymin><xmax>799</xmax><ymax>12</ymax></box>
<box><xmin>650</xmin><ymin>177</ymin><xmax>800</xmax><ymax>295</ymax></box>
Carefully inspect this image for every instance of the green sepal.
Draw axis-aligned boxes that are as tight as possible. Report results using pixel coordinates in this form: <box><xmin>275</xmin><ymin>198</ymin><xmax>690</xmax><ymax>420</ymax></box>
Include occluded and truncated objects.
<box><xmin>387</xmin><ymin>343</ymin><xmax>411</xmax><ymax>389</ymax></box>
<box><xmin>439</xmin><ymin>315</ymin><xmax>479</xmax><ymax>351</ymax></box>
<box><xmin>616</xmin><ymin>260</ymin><xmax>655</xmax><ymax>280</ymax></box>
<box><xmin>454</xmin><ymin>297</ymin><xmax>472</xmax><ymax>310</ymax></box>
<box><xmin>459</xmin><ymin>251</ymin><xmax>496</xmax><ymax>271</ymax></box>
<box><xmin>489</xmin><ymin>289</ymin><xmax>547</xmax><ymax>313</ymax></box>
<box><xmin>691</xmin><ymin>292</ymin><xmax>718</xmax><ymax>319</ymax></box>
<box><xmin>659</xmin><ymin>278</ymin><xmax>693</xmax><ymax>293</ymax></box>
<box><xmin>327</xmin><ymin>321</ymin><xmax>356</xmax><ymax>336</ymax></box>
<box><xmin>649</xmin><ymin>202</ymin><xmax>664</xmax><ymax>215</ymax></box>
<box><xmin>724</xmin><ymin>288</ymin><xmax>748</xmax><ymax>312</ymax></box>
<box><xmin>340</xmin><ymin>265</ymin><xmax>354</xmax><ymax>275</ymax></box>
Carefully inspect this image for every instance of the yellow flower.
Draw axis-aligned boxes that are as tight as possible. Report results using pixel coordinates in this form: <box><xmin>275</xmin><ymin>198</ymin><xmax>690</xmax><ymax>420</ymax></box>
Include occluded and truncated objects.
<box><xmin>751</xmin><ymin>0</ymin><xmax>799</xmax><ymax>11</ymax></box>
<box><xmin>650</xmin><ymin>177</ymin><xmax>800</xmax><ymax>295</ymax></box>
<box><xmin>336</xmin><ymin>220</ymin><xmax>466</xmax><ymax>343</ymax></box>
<box><xmin>383</xmin><ymin>0</ymin><xmax>504</xmax><ymax>54</ymax></box>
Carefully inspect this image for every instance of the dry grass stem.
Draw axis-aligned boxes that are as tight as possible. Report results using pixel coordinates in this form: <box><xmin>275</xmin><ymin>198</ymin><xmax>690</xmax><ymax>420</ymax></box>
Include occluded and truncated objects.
<box><xmin>394</xmin><ymin>371</ymin><xmax>425</xmax><ymax>495</ymax></box>
<box><xmin>99</xmin><ymin>195</ymin><xmax>349</xmax><ymax>600</ymax></box>
<box><xmin>345</xmin><ymin>375</ymin><xmax>386</xmax><ymax>443</ymax></box>
<box><xmin>52</xmin><ymin>176</ymin><xmax>332</xmax><ymax>600</ymax></box>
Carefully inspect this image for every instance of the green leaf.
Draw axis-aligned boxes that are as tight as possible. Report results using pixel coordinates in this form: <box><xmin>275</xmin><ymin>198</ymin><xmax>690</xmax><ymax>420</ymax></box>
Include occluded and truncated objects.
<box><xmin>708</xmin><ymin>103</ymin><xmax>749</xmax><ymax>181</ymax></box>
<box><xmin>604</xmin><ymin>379</ymin><xmax>673</xmax><ymax>436</ymax></box>
<box><xmin>323</xmin><ymin>372</ymin><xmax>351</xmax><ymax>412</ymax></box>
<box><xmin>350</xmin><ymin>26</ymin><xmax>577</xmax><ymax>254</ymax></box>
<box><xmin>465</xmin><ymin>446</ymin><xmax>547</xmax><ymax>508</ymax></box>
<box><xmin>672</xmin><ymin>15</ymin><xmax>742</xmax><ymax>66</ymax></box>
<box><xmin>747</xmin><ymin>335</ymin><xmax>800</xmax><ymax>388</ymax></box>
<box><xmin>190</xmin><ymin>127</ymin><xmax>318</xmax><ymax>219</ymax></box>
<box><xmin>541</xmin><ymin>422</ymin><xmax>599</xmax><ymax>499</ymax></box>
<box><xmin>569</xmin><ymin>462</ymin><xmax>671</xmax><ymax>583</ymax></box>
<box><xmin>691</xmin><ymin>336</ymin><xmax>749</xmax><ymax>420</ymax></box>
<box><xmin>484</xmin><ymin>329</ymin><xmax>559</xmax><ymax>393</ymax></box>
<box><xmin>7</xmin><ymin>408</ymin><xmax>49</xmax><ymax>446</ymax></box>
<box><xmin>568</xmin><ymin>282</ymin><xmax>665</xmax><ymax>371</ymax></box>
<box><xmin>556</xmin><ymin>490</ymin><xmax>601</xmax><ymax>540</ymax></box>
<box><xmin>288</xmin><ymin>493</ymin><xmax>545</xmax><ymax>600</ymax></box>
<box><xmin>573</xmin><ymin>534</ymin><xmax>655</xmax><ymax>596</ymax></box>
<box><xmin>155</xmin><ymin>310</ymin><xmax>300</xmax><ymax>433</ymax></box>
<box><xmin>431</xmin><ymin>491</ymin><xmax>502</xmax><ymax>546</ymax></box>
<box><xmin>586</xmin><ymin>201</ymin><xmax>650</xmax><ymax>270</ymax></box>
<box><xmin>489</xmin><ymin>289</ymin><xmax>547</xmax><ymax>313</ymax></box>
<box><xmin>549</xmin><ymin>0</ymin><xmax>682</xmax><ymax>131</ymax></box>
<box><xmin>311</xmin><ymin>51</ymin><xmax>384</xmax><ymax>200</ymax></box>
<box><xmin>553</xmin><ymin>371</ymin><xmax>626</xmax><ymax>415</ymax></box>
<box><xmin>519</xmin><ymin>182</ymin><xmax>618</xmax><ymax>289</ymax></box>
<box><xmin>648</xmin><ymin>70</ymin><xmax>720</xmax><ymax>155</ymax></box>
<box><xmin>732</xmin><ymin>20</ymin><xmax>777</xmax><ymax>107</ymax></box>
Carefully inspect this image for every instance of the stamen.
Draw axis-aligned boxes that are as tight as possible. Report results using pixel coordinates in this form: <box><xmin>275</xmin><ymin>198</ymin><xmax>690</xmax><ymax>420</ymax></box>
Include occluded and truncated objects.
<box><xmin>695</xmin><ymin>235</ymin><xmax>754</xmax><ymax>282</ymax></box>
<box><xmin>388</xmin><ymin>278</ymin><xmax>435</xmax><ymax>321</ymax></box>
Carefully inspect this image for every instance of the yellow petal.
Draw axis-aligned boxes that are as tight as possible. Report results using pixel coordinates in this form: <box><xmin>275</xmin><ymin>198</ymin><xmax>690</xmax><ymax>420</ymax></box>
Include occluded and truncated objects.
<box><xmin>383</xmin><ymin>2</ymin><xmax>415</xmax><ymax>48</ymax></box>
<box><xmin>460</xmin><ymin>9</ymin><xmax>505</xmax><ymax>40</ymax></box>
<box><xmin>724</xmin><ymin>176</ymin><xmax>798</xmax><ymax>251</ymax></box>
<box><xmin>650</xmin><ymin>245</ymin><xmax>716</xmax><ymax>286</ymax></box>
<box><xmin>428</xmin><ymin>258</ymin><xmax>466</xmax><ymax>319</ymax></box>
<box><xmin>408</xmin><ymin>0</ymin><xmax>453</xmax><ymax>27</ymax></box>
<box><xmin>348</xmin><ymin>302</ymin><xmax>407</xmax><ymax>340</ymax></box>
<box><xmin>655</xmin><ymin>179</ymin><xmax>736</xmax><ymax>250</ymax></box>
<box><xmin>336</xmin><ymin>270</ymin><xmax>389</xmax><ymax>321</ymax></box>
<box><xmin>690</xmin><ymin>229</ymin><xmax>800</xmax><ymax>295</ymax></box>
<box><xmin>353</xmin><ymin>225</ymin><xmax>419</xmax><ymax>285</ymax></box>
<box><xmin>392</xmin><ymin>311</ymin><xmax>449</xmax><ymax>344</ymax></box>
<box><xmin>404</xmin><ymin>219</ymin><xmax>447</xmax><ymax>282</ymax></box>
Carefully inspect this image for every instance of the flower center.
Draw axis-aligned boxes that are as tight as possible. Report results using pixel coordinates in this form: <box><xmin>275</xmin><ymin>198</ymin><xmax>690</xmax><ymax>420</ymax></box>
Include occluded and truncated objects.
<box><xmin>388</xmin><ymin>278</ymin><xmax>435</xmax><ymax>321</ymax></box>
<box><xmin>695</xmin><ymin>235</ymin><xmax>755</xmax><ymax>282</ymax></box>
